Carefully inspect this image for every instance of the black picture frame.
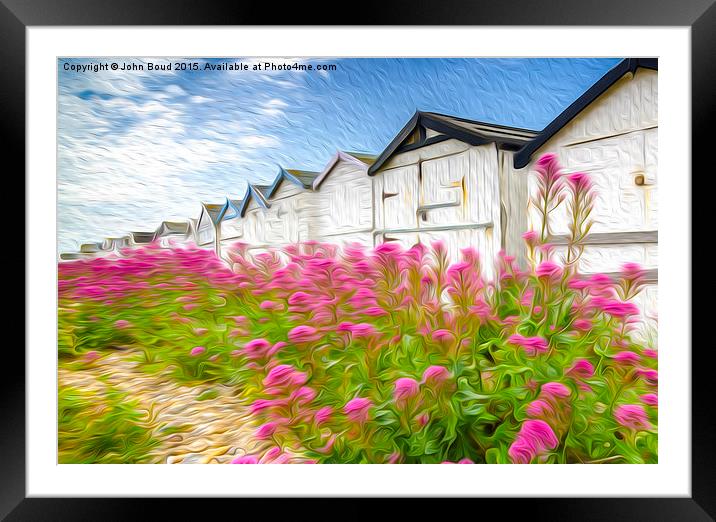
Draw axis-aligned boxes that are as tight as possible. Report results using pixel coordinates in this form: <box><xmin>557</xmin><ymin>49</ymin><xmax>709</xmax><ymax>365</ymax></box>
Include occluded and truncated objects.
<box><xmin>5</xmin><ymin>1</ymin><xmax>710</xmax><ymax>519</ymax></box>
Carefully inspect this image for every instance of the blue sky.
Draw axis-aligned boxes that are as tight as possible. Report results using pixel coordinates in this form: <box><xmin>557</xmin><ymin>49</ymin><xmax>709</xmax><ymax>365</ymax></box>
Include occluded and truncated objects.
<box><xmin>58</xmin><ymin>57</ymin><xmax>622</xmax><ymax>253</ymax></box>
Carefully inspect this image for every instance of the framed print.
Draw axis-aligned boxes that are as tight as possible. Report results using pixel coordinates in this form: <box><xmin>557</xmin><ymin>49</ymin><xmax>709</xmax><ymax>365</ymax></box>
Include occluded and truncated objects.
<box><xmin>6</xmin><ymin>0</ymin><xmax>712</xmax><ymax>519</ymax></box>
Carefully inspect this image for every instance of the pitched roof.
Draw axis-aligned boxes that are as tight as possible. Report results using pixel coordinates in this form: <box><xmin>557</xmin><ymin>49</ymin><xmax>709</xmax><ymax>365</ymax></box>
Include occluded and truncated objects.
<box><xmin>129</xmin><ymin>231</ymin><xmax>156</xmax><ymax>244</ymax></box>
<box><xmin>200</xmin><ymin>202</ymin><xmax>226</xmax><ymax>226</ymax></box>
<box><xmin>253</xmin><ymin>184</ymin><xmax>272</xmax><ymax>203</ymax></box>
<box><xmin>367</xmin><ymin>110</ymin><xmax>538</xmax><ymax>175</ymax></box>
<box><xmin>156</xmin><ymin>221</ymin><xmax>190</xmax><ymax>236</ymax></box>
<box><xmin>223</xmin><ymin>199</ymin><xmax>244</xmax><ymax>220</ymax></box>
<box><xmin>238</xmin><ymin>183</ymin><xmax>272</xmax><ymax>216</ymax></box>
<box><xmin>313</xmin><ymin>150</ymin><xmax>375</xmax><ymax>189</ymax></box>
<box><xmin>513</xmin><ymin>57</ymin><xmax>658</xmax><ymax>169</ymax></box>
<box><xmin>284</xmin><ymin>169</ymin><xmax>320</xmax><ymax>189</ymax></box>
<box><xmin>79</xmin><ymin>242</ymin><xmax>102</xmax><ymax>253</ymax></box>
<box><xmin>262</xmin><ymin>167</ymin><xmax>320</xmax><ymax>199</ymax></box>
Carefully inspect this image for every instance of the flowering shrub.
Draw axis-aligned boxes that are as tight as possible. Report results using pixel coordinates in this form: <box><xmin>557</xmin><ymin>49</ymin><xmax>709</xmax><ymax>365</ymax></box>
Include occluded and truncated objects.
<box><xmin>58</xmin><ymin>153</ymin><xmax>657</xmax><ymax>463</ymax></box>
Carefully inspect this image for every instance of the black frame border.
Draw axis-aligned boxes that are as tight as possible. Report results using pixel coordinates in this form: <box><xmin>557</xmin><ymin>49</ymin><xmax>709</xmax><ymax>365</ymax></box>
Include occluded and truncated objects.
<box><xmin>5</xmin><ymin>1</ymin><xmax>711</xmax><ymax>519</ymax></box>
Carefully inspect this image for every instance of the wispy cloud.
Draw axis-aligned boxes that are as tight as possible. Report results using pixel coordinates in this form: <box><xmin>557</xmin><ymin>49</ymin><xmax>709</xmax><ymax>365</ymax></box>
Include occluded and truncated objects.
<box><xmin>260</xmin><ymin>98</ymin><xmax>289</xmax><ymax>117</ymax></box>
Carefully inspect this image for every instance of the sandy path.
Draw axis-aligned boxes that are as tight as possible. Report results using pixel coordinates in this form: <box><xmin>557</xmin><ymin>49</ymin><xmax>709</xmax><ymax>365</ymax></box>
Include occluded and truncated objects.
<box><xmin>58</xmin><ymin>351</ymin><xmax>290</xmax><ymax>463</ymax></box>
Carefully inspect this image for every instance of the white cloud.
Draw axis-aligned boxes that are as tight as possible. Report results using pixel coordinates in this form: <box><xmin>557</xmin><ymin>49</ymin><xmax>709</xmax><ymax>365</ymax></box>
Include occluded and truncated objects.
<box><xmin>259</xmin><ymin>98</ymin><xmax>289</xmax><ymax>117</ymax></box>
<box><xmin>56</xmin><ymin>57</ymin><xmax>319</xmax><ymax>251</ymax></box>
<box><xmin>236</xmin><ymin>135</ymin><xmax>280</xmax><ymax>147</ymax></box>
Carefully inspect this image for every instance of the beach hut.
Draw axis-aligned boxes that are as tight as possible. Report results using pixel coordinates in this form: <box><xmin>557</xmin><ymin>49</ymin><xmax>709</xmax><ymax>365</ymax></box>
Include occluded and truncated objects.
<box><xmin>196</xmin><ymin>202</ymin><xmax>226</xmax><ymax>254</ymax></box>
<box><xmin>128</xmin><ymin>231</ymin><xmax>157</xmax><ymax>246</ymax></box>
<box><xmin>367</xmin><ymin>111</ymin><xmax>538</xmax><ymax>277</ymax></box>
<box><xmin>79</xmin><ymin>242</ymin><xmax>103</xmax><ymax>255</ymax></box>
<box><xmin>237</xmin><ymin>183</ymin><xmax>272</xmax><ymax>248</ymax></box>
<box><xmin>155</xmin><ymin>221</ymin><xmax>191</xmax><ymax>248</ymax></box>
<box><xmin>219</xmin><ymin>199</ymin><xmax>245</xmax><ymax>246</ymax></box>
<box><xmin>302</xmin><ymin>151</ymin><xmax>376</xmax><ymax>246</ymax></box>
<box><xmin>260</xmin><ymin>167</ymin><xmax>319</xmax><ymax>246</ymax></box>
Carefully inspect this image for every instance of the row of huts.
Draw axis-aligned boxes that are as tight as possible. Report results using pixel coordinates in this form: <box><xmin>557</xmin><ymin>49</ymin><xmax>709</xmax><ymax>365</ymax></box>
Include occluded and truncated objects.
<box><xmin>61</xmin><ymin>58</ymin><xmax>658</xmax><ymax>330</ymax></box>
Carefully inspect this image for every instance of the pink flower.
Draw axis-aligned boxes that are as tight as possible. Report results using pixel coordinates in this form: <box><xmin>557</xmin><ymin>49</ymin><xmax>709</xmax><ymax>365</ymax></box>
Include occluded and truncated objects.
<box><xmin>193</xmin><ymin>327</ymin><xmax>208</xmax><ymax>336</ymax></box>
<box><xmin>268</xmin><ymin>341</ymin><xmax>287</xmax><ymax>357</ymax></box>
<box><xmin>288</xmin><ymin>291</ymin><xmax>311</xmax><ymax>305</ymax></box>
<box><xmin>242</xmin><ymin>338</ymin><xmax>272</xmax><ymax>359</ymax></box>
<box><xmin>259</xmin><ymin>300</ymin><xmax>283</xmax><ymax>311</ymax></box>
<box><xmin>541</xmin><ymin>381</ymin><xmax>571</xmax><ymax>400</ymax></box>
<box><xmin>508</xmin><ymin>334</ymin><xmax>549</xmax><ymax>356</ymax></box>
<box><xmin>263</xmin><ymin>364</ymin><xmax>307</xmax><ymax>388</ymax></box>
<box><xmin>613</xmin><ymin>351</ymin><xmax>641</xmax><ymax>365</ymax></box>
<box><xmin>256</xmin><ymin>422</ymin><xmax>278</xmax><ymax>440</ymax></box>
<box><xmin>337</xmin><ymin>322</ymin><xmax>353</xmax><ymax>333</ymax></box>
<box><xmin>567</xmin><ymin>359</ymin><xmax>594</xmax><ymax>379</ymax></box>
<box><xmin>568</xmin><ymin>279</ymin><xmax>591</xmax><ymax>290</ymax></box>
<box><xmin>259</xmin><ymin>446</ymin><xmax>284</xmax><ymax>463</ymax></box>
<box><xmin>344</xmin><ymin>397</ymin><xmax>373</xmax><ymax>424</ymax></box>
<box><xmin>338</xmin><ymin>322</ymin><xmax>378</xmax><ymax>338</ymax></box>
<box><xmin>572</xmin><ymin>319</ymin><xmax>592</xmax><ymax>331</ymax></box>
<box><xmin>591</xmin><ymin>297</ymin><xmax>639</xmax><ymax>318</ymax></box>
<box><xmin>614</xmin><ymin>404</ymin><xmax>652</xmax><ymax>431</ymax></box>
<box><xmin>535</xmin><ymin>261</ymin><xmax>562</xmax><ymax>280</ymax></box>
<box><xmin>522</xmin><ymin>230</ymin><xmax>539</xmax><ymax>247</ymax></box>
<box><xmin>536</xmin><ymin>153</ymin><xmax>560</xmax><ymax>173</ymax></box>
<box><xmin>508</xmin><ymin>419</ymin><xmax>559</xmax><ymax>464</ymax></box>
<box><xmin>457</xmin><ymin>458</ymin><xmax>474</xmax><ymax>464</ymax></box>
<box><xmin>621</xmin><ymin>262</ymin><xmax>645</xmax><ymax>281</ymax></box>
<box><xmin>388</xmin><ymin>452</ymin><xmax>401</xmax><ymax>464</ymax></box>
<box><xmin>566</xmin><ymin>171</ymin><xmax>592</xmax><ymax>192</ymax></box>
<box><xmin>526</xmin><ymin>399</ymin><xmax>555</xmax><ymax>418</ymax></box>
<box><xmin>587</xmin><ymin>274</ymin><xmax>615</xmax><ymax>295</ymax></box>
<box><xmin>394</xmin><ymin>377</ymin><xmax>420</xmax><ymax>402</ymax></box>
<box><xmin>640</xmin><ymin>393</ymin><xmax>658</xmax><ymax>407</ymax></box>
<box><xmin>364</xmin><ymin>306</ymin><xmax>389</xmax><ymax>317</ymax></box>
<box><xmin>636</xmin><ymin>368</ymin><xmax>658</xmax><ymax>382</ymax></box>
<box><xmin>250</xmin><ymin>399</ymin><xmax>282</xmax><ymax>414</ymax></box>
<box><xmin>287</xmin><ymin>325</ymin><xmax>322</xmax><ymax>343</ymax></box>
<box><xmin>290</xmin><ymin>386</ymin><xmax>317</xmax><ymax>405</ymax></box>
<box><xmin>431</xmin><ymin>329</ymin><xmax>456</xmax><ymax>344</ymax></box>
<box><xmin>114</xmin><ymin>319</ymin><xmax>131</xmax><ymax>329</ymax></box>
<box><xmin>314</xmin><ymin>406</ymin><xmax>332</xmax><ymax>425</ymax></box>
<box><xmin>535</xmin><ymin>153</ymin><xmax>564</xmax><ymax>186</ymax></box>
<box><xmin>422</xmin><ymin>365</ymin><xmax>451</xmax><ymax>386</ymax></box>
<box><xmin>643</xmin><ymin>349</ymin><xmax>658</xmax><ymax>359</ymax></box>
<box><xmin>189</xmin><ymin>346</ymin><xmax>205</xmax><ymax>356</ymax></box>
<box><xmin>231</xmin><ymin>455</ymin><xmax>259</xmax><ymax>464</ymax></box>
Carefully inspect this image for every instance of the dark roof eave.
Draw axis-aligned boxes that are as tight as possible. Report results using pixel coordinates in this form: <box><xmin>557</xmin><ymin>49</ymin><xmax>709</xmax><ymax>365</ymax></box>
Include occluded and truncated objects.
<box><xmin>513</xmin><ymin>57</ymin><xmax>657</xmax><ymax>169</ymax></box>
<box><xmin>367</xmin><ymin>110</ymin><xmax>539</xmax><ymax>176</ymax></box>
<box><xmin>367</xmin><ymin>111</ymin><xmax>421</xmax><ymax>176</ymax></box>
